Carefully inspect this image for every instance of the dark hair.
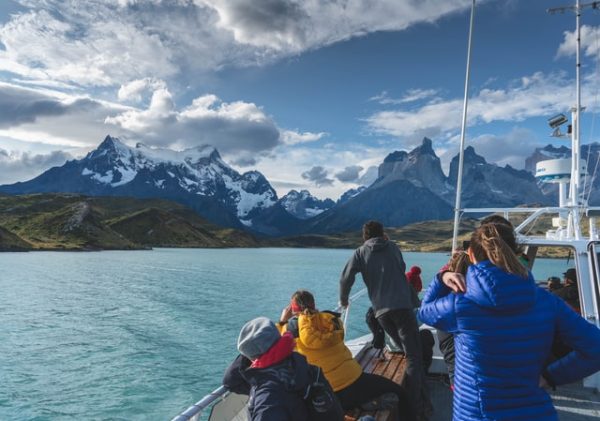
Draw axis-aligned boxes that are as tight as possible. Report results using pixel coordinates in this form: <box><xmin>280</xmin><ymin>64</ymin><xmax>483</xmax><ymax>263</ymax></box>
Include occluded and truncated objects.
<box><xmin>547</xmin><ymin>277</ymin><xmax>562</xmax><ymax>290</ymax></box>
<box><xmin>448</xmin><ymin>251</ymin><xmax>471</xmax><ymax>275</ymax></box>
<box><xmin>363</xmin><ymin>220</ymin><xmax>384</xmax><ymax>240</ymax></box>
<box><xmin>470</xmin><ymin>223</ymin><xmax>528</xmax><ymax>278</ymax></box>
<box><xmin>291</xmin><ymin>290</ymin><xmax>316</xmax><ymax>312</ymax></box>
<box><xmin>480</xmin><ymin>214</ymin><xmax>514</xmax><ymax>229</ymax></box>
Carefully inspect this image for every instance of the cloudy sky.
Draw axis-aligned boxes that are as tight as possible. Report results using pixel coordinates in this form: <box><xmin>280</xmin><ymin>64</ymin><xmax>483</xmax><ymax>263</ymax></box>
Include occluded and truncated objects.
<box><xmin>0</xmin><ymin>0</ymin><xmax>598</xmax><ymax>200</ymax></box>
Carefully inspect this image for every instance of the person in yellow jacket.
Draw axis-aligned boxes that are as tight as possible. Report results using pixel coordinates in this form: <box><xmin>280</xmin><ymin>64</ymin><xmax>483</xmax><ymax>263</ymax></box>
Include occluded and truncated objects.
<box><xmin>278</xmin><ymin>290</ymin><xmax>414</xmax><ymax>420</ymax></box>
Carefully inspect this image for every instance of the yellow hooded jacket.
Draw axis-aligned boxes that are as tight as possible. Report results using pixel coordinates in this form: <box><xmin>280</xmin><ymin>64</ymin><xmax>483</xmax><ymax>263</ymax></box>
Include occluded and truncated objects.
<box><xmin>279</xmin><ymin>311</ymin><xmax>362</xmax><ymax>391</ymax></box>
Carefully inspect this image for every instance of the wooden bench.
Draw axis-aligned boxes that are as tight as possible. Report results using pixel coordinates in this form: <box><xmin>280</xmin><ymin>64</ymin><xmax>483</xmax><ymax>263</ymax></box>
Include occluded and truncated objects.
<box><xmin>344</xmin><ymin>346</ymin><xmax>408</xmax><ymax>421</ymax></box>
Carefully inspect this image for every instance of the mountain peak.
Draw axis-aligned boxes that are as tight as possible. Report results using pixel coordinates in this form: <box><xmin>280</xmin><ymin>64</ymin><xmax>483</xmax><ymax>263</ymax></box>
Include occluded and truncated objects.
<box><xmin>182</xmin><ymin>144</ymin><xmax>221</xmax><ymax>165</ymax></box>
<box><xmin>88</xmin><ymin>135</ymin><xmax>131</xmax><ymax>161</ymax></box>
<box><xmin>383</xmin><ymin>150</ymin><xmax>408</xmax><ymax>163</ymax></box>
<box><xmin>98</xmin><ymin>135</ymin><xmax>116</xmax><ymax>149</ymax></box>
<box><xmin>280</xmin><ymin>189</ymin><xmax>333</xmax><ymax>220</ymax></box>
<box><xmin>412</xmin><ymin>137</ymin><xmax>435</xmax><ymax>156</ymax></box>
<box><xmin>98</xmin><ymin>135</ymin><xmax>127</xmax><ymax>151</ymax></box>
<box><xmin>464</xmin><ymin>146</ymin><xmax>487</xmax><ymax>164</ymax></box>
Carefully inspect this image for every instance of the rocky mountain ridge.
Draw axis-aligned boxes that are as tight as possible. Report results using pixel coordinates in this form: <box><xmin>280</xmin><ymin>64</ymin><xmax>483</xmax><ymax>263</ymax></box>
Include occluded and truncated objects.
<box><xmin>3</xmin><ymin>135</ymin><xmax>599</xmax><ymax>237</ymax></box>
<box><xmin>0</xmin><ymin>136</ymin><xmax>280</xmax><ymax>232</ymax></box>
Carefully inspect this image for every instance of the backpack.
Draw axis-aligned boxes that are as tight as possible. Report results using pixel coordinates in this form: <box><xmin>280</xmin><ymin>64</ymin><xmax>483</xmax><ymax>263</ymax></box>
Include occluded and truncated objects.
<box><xmin>303</xmin><ymin>365</ymin><xmax>344</xmax><ymax>421</ymax></box>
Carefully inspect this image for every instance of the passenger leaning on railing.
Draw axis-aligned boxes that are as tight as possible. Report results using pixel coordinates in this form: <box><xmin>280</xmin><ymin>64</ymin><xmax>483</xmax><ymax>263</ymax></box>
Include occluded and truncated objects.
<box><xmin>278</xmin><ymin>290</ymin><xmax>415</xmax><ymax>421</ymax></box>
<box><xmin>222</xmin><ymin>317</ymin><xmax>344</xmax><ymax>421</ymax></box>
<box><xmin>419</xmin><ymin>223</ymin><xmax>600</xmax><ymax>421</ymax></box>
<box><xmin>339</xmin><ymin>220</ymin><xmax>430</xmax><ymax>421</ymax></box>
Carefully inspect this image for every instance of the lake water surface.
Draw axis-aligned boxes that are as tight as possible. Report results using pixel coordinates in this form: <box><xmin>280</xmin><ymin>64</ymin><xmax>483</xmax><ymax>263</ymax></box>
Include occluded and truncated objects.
<box><xmin>0</xmin><ymin>248</ymin><xmax>574</xmax><ymax>420</ymax></box>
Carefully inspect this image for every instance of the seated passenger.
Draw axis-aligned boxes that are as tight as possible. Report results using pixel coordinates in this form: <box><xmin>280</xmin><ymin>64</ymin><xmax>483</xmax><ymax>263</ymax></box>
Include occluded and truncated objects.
<box><xmin>222</xmin><ymin>317</ymin><xmax>343</xmax><ymax>421</ymax></box>
<box><xmin>546</xmin><ymin>276</ymin><xmax>562</xmax><ymax>292</ymax></box>
<box><xmin>554</xmin><ymin>268</ymin><xmax>580</xmax><ymax>313</ymax></box>
<box><xmin>435</xmin><ymin>250</ymin><xmax>472</xmax><ymax>388</ymax></box>
<box><xmin>419</xmin><ymin>224</ymin><xmax>600</xmax><ymax>421</ymax></box>
<box><xmin>278</xmin><ymin>290</ymin><xmax>415</xmax><ymax>420</ymax></box>
<box><xmin>406</xmin><ymin>265</ymin><xmax>423</xmax><ymax>293</ymax></box>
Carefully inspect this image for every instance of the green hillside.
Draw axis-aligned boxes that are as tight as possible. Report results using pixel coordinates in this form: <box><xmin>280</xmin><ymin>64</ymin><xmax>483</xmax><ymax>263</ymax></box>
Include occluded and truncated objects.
<box><xmin>0</xmin><ymin>194</ymin><xmax>573</xmax><ymax>258</ymax></box>
<box><xmin>268</xmin><ymin>219</ymin><xmax>479</xmax><ymax>251</ymax></box>
<box><xmin>0</xmin><ymin>194</ymin><xmax>258</xmax><ymax>250</ymax></box>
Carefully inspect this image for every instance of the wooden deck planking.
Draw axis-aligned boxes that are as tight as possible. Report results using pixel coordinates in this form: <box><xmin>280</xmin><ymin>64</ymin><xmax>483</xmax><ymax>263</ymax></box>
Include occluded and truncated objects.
<box><xmin>345</xmin><ymin>346</ymin><xmax>407</xmax><ymax>421</ymax></box>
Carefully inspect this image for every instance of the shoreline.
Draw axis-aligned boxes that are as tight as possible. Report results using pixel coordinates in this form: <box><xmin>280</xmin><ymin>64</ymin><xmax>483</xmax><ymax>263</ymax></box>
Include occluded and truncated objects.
<box><xmin>0</xmin><ymin>243</ymin><xmax>571</xmax><ymax>259</ymax></box>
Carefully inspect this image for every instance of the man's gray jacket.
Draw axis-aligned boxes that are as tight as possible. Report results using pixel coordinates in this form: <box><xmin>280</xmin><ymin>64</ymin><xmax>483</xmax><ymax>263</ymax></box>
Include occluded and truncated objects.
<box><xmin>340</xmin><ymin>237</ymin><xmax>413</xmax><ymax>317</ymax></box>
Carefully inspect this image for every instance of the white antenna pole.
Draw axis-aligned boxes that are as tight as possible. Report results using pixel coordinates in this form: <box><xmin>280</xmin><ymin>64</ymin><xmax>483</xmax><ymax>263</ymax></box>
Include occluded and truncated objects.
<box><xmin>548</xmin><ymin>1</ymin><xmax>600</xmax><ymax>239</ymax></box>
<box><xmin>570</xmin><ymin>0</ymin><xmax>583</xmax><ymax>239</ymax></box>
<box><xmin>452</xmin><ymin>0</ymin><xmax>476</xmax><ymax>253</ymax></box>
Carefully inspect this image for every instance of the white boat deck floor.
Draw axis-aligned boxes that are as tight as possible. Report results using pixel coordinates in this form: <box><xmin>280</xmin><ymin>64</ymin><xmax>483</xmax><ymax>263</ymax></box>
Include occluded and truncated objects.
<box><xmin>353</xmin><ymin>343</ymin><xmax>600</xmax><ymax>421</ymax></box>
<box><xmin>551</xmin><ymin>381</ymin><xmax>600</xmax><ymax>420</ymax></box>
<box><xmin>426</xmin><ymin>376</ymin><xmax>600</xmax><ymax>421</ymax></box>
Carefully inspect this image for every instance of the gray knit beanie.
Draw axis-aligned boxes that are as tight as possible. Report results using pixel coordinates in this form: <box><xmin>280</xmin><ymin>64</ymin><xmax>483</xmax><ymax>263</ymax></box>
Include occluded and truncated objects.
<box><xmin>237</xmin><ymin>317</ymin><xmax>280</xmax><ymax>360</ymax></box>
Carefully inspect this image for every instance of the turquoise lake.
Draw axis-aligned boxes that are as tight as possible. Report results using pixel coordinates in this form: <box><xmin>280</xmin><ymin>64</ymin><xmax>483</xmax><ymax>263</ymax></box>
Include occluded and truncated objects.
<box><xmin>0</xmin><ymin>248</ymin><xmax>575</xmax><ymax>420</ymax></box>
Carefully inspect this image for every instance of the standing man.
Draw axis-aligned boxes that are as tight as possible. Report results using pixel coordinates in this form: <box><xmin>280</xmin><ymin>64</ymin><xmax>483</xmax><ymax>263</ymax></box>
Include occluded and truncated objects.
<box><xmin>339</xmin><ymin>220</ymin><xmax>429</xmax><ymax>420</ymax></box>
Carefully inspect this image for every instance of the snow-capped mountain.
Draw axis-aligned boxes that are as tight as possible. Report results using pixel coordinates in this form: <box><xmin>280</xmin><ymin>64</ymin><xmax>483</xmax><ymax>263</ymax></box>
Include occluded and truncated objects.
<box><xmin>0</xmin><ymin>135</ymin><xmax>278</xmax><ymax>230</ymax></box>
<box><xmin>279</xmin><ymin>189</ymin><xmax>335</xmax><ymax>219</ymax></box>
<box><xmin>304</xmin><ymin>138</ymin><xmax>551</xmax><ymax>234</ymax></box>
<box><xmin>337</xmin><ymin>186</ymin><xmax>367</xmax><ymax>205</ymax></box>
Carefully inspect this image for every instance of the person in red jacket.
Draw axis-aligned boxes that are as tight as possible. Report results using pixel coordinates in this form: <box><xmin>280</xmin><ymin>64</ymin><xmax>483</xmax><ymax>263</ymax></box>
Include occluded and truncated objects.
<box><xmin>406</xmin><ymin>266</ymin><xmax>423</xmax><ymax>293</ymax></box>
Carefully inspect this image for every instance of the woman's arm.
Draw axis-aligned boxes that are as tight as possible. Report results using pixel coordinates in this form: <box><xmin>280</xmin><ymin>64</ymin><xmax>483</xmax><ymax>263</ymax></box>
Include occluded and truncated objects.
<box><xmin>544</xmin><ymin>297</ymin><xmax>600</xmax><ymax>386</ymax></box>
<box><xmin>222</xmin><ymin>354</ymin><xmax>251</xmax><ymax>395</ymax></box>
<box><xmin>418</xmin><ymin>293</ymin><xmax>458</xmax><ymax>333</ymax></box>
<box><xmin>422</xmin><ymin>273</ymin><xmax>453</xmax><ymax>304</ymax></box>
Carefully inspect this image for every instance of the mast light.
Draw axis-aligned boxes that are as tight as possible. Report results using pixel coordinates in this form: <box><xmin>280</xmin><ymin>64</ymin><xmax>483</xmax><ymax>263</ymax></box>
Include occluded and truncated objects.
<box><xmin>548</xmin><ymin>113</ymin><xmax>568</xmax><ymax>128</ymax></box>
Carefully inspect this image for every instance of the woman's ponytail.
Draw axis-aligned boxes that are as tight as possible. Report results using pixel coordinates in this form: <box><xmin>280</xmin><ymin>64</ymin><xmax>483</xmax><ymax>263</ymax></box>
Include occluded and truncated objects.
<box><xmin>470</xmin><ymin>224</ymin><xmax>528</xmax><ymax>278</ymax></box>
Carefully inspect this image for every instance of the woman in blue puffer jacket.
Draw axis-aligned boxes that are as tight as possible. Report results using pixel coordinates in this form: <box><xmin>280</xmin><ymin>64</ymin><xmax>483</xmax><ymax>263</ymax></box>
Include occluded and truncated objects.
<box><xmin>419</xmin><ymin>223</ymin><xmax>600</xmax><ymax>421</ymax></box>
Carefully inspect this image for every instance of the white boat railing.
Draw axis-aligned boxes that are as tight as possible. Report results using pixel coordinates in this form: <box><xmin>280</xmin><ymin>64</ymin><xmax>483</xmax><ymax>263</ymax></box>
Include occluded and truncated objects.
<box><xmin>459</xmin><ymin>206</ymin><xmax>600</xmax><ymax>241</ymax></box>
<box><xmin>170</xmin><ymin>287</ymin><xmax>369</xmax><ymax>421</ymax></box>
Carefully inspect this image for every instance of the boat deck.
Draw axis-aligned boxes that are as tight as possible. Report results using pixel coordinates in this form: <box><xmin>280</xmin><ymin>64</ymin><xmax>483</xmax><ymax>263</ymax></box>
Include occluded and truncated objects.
<box><xmin>344</xmin><ymin>346</ymin><xmax>408</xmax><ymax>421</ymax></box>
<box><xmin>347</xmin><ymin>344</ymin><xmax>600</xmax><ymax>421</ymax></box>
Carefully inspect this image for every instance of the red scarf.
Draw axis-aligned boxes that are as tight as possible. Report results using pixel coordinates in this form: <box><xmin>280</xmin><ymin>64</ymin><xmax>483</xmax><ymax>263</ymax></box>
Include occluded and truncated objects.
<box><xmin>251</xmin><ymin>332</ymin><xmax>295</xmax><ymax>369</ymax></box>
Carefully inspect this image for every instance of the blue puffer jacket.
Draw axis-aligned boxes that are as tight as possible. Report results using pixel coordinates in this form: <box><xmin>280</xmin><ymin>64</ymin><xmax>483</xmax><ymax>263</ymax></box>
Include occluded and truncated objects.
<box><xmin>419</xmin><ymin>260</ymin><xmax>600</xmax><ymax>421</ymax></box>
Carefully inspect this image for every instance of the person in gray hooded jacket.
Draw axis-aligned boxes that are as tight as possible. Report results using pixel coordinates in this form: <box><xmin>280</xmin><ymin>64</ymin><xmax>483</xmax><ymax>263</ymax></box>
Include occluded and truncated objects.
<box><xmin>340</xmin><ymin>220</ymin><xmax>430</xmax><ymax>420</ymax></box>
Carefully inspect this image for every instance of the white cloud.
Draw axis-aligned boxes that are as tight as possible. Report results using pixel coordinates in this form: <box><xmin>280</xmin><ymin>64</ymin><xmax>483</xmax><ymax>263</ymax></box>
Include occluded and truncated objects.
<box><xmin>0</xmin><ymin>81</ymin><xmax>130</xmax><ymax>137</ymax></box>
<box><xmin>471</xmin><ymin>128</ymin><xmax>543</xmax><ymax>169</ymax></box>
<box><xmin>280</xmin><ymin>130</ymin><xmax>326</xmax><ymax>145</ymax></box>
<box><xmin>302</xmin><ymin>165</ymin><xmax>334</xmax><ymax>187</ymax></box>
<box><xmin>253</xmin><ymin>143</ymin><xmax>389</xmax><ymax>200</ymax></box>
<box><xmin>557</xmin><ymin>25</ymin><xmax>600</xmax><ymax>59</ymax></box>
<box><xmin>0</xmin><ymin>6</ymin><xmax>178</xmax><ymax>87</ymax></box>
<box><xmin>201</xmin><ymin>0</ymin><xmax>479</xmax><ymax>53</ymax></box>
<box><xmin>106</xmin><ymin>89</ymin><xmax>282</xmax><ymax>158</ymax></box>
<box><xmin>366</xmin><ymin>71</ymin><xmax>576</xmax><ymax>143</ymax></box>
<box><xmin>370</xmin><ymin>89</ymin><xmax>439</xmax><ymax>105</ymax></box>
<box><xmin>0</xmin><ymin>1</ymin><xmax>483</xmax><ymax>88</ymax></box>
<box><xmin>0</xmin><ymin>148</ymin><xmax>72</xmax><ymax>184</ymax></box>
<box><xmin>117</xmin><ymin>78</ymin><xmax>167</xmax><ymax>103</ymax></box>
<box><xmin>335</xmin><ymin>165</ymin><xmax>364</xmax><ymax>183</ymax></box>
<box><xmin>438</xmin><ymin>127</ymin><xmax>543</xmax><ymax>172</ymax></box>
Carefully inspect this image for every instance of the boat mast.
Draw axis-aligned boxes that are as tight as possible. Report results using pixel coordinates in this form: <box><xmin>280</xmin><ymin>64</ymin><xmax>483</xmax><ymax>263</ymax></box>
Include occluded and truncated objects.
<box><xmin>451</xmin><ymin>0</ymin><xmax>476</xmax><ymax>253</ymax></box>
<box><xmin>548</xmin><ymin>1</ymin><xmax>599</xmax><ymax>239</ymax></box>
